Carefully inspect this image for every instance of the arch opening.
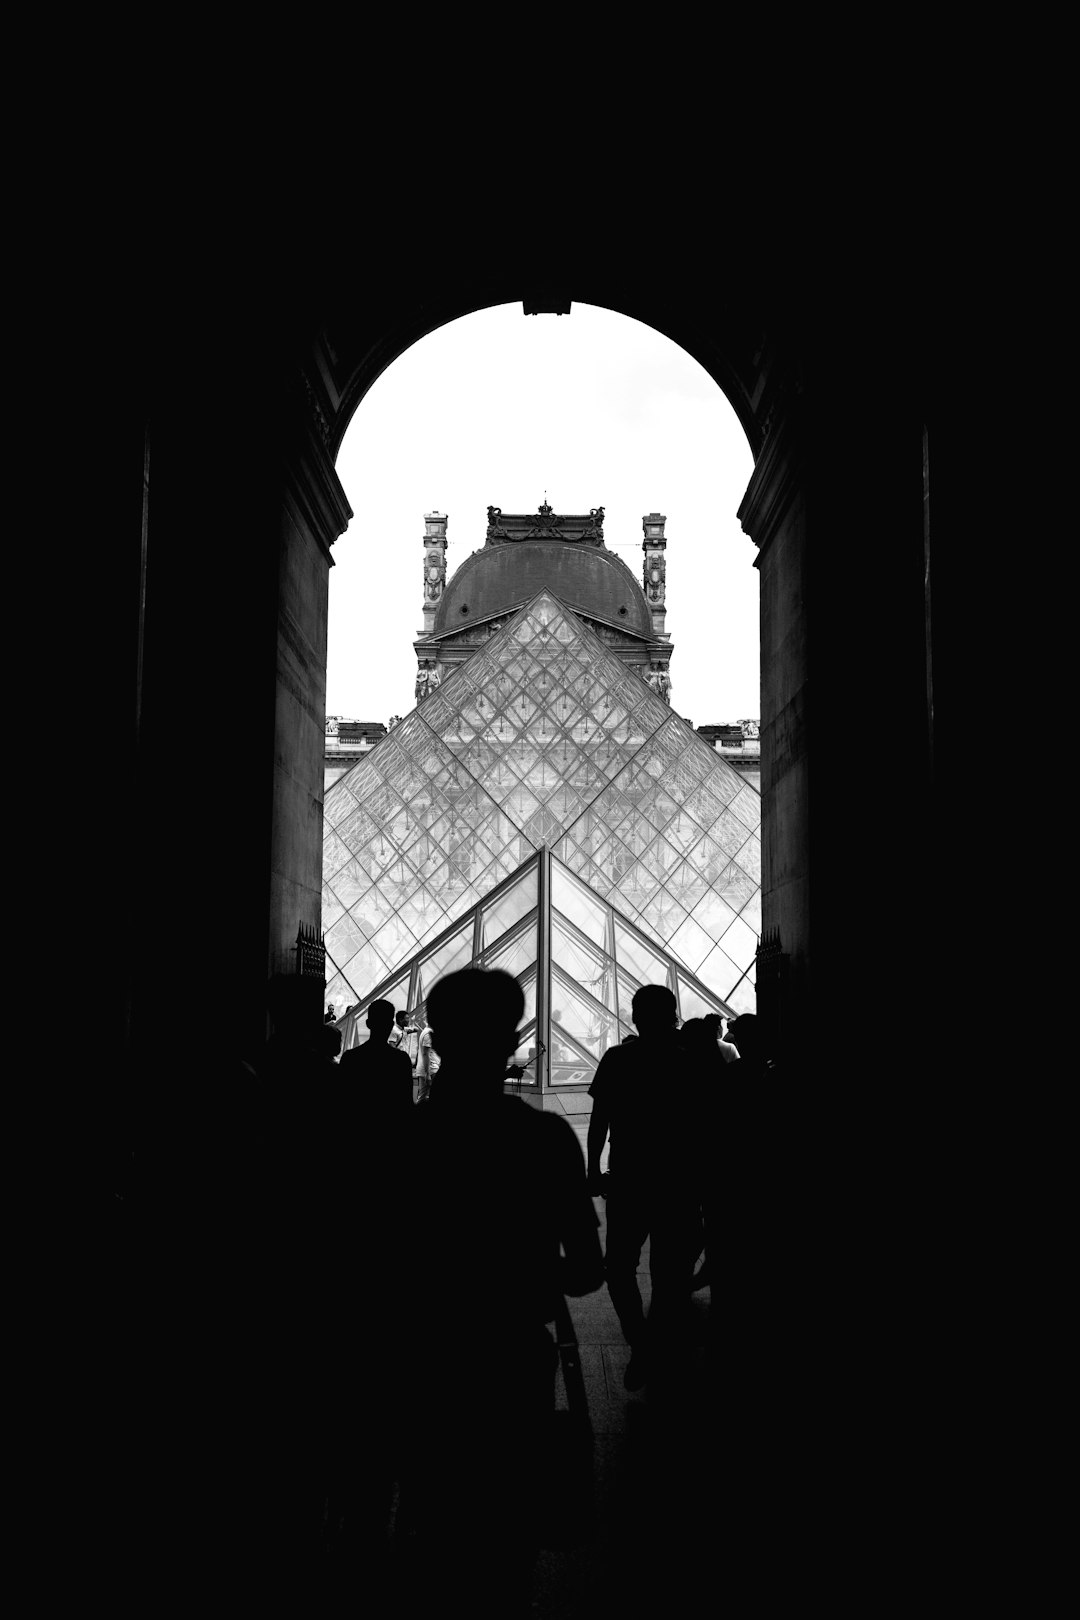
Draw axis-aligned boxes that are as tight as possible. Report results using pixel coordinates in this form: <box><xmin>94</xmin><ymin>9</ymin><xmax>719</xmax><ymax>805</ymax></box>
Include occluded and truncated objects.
<box><xmin>321</xmin><ymin>305</ymin><xmax>762</xmax><ymax>1080</ymax></box>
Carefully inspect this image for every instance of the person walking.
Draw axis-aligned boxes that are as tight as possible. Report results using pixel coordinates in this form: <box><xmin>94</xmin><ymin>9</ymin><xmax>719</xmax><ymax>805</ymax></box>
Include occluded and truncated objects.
<box><xmin>586</xmin><ymin>984</ymin><xmax>701</xmax><ymax>1389</ymax></box>
<box><xmin>398</xmin><ymin>968</ymin><xmax>603</xmax><ymax>1616</ymax></box>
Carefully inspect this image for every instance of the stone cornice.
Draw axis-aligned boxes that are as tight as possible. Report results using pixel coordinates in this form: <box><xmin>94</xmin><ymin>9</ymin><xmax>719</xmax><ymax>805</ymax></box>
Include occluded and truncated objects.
<box><xmin>282</xmin><ymin>424</ymin><xmax>353</xmax><ymax>564</ymax></box>
<box><xmin>300</xmin><ymin>369</ymin><xmax>332</xmax><ymax>450</ymax></box>
<box><xmin>417</xmin><ymin>600</ymin><xmax>658</xmax><ymax>649</ymax></box>
<box><xmin>737</xmin><ymin>397</ymin><xmax>805</xmax><ymax>561</ymax></box>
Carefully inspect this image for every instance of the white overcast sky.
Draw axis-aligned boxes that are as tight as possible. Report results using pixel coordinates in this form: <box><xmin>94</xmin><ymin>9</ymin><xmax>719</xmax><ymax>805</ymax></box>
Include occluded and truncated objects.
<box><xmin>327</xmin><ymin>302</ymin><xmax>759</xmax><ymax>730</ymax></box>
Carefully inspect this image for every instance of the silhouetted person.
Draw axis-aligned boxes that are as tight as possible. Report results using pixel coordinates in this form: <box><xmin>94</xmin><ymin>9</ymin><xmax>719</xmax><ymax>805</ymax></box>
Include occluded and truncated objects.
<box><xmin>305</xmin><ymin>1000</ymin><xmax>415</xmax><ymax>1590</ymax></box>
<box><xmin>228</xmin><ymin>974</ymin><xmax>364</xmax><ymax>1597</ymax></box>
<box><xmin>399</xmin><ymin>968</ymin><xmax>604</xmax><ymax>1617</ymax></box>
<box><xmin>703</xmin><ymin>1010</ymin><xmax>741</xmax><ymax>1063</ymax></box>
<box><xmin>726</xmin><ymin>1012</ymin><xmax>772</xmax><ymax>1078</ymax></box>
<box><xmin>415</xmin><ymin>1016</ymin><xmax>440</xmax><ymax>1101</ymax></box>
<box><xmin>388</xmin><ymin>1007</ymin><xmax>420</xmax><ymax>1071</ymax></box>
<box><xmin>680</xmin><ymin>1015</ymin><xmax>724</xmax><ymax>1068</ymax></box>
<box><xmin>679</xmin><ymin>1018</ymin><xmax>729</xmax><ymax>1292</ymax></box>
<box><xmin>338</xmin><ymin>998</ymin><xmax>414</xmax><ymax>1115</ymax></box>
<box><xmin>319</xmin><ymin>1021</ymin><xmax>343</xmax><ymax>1062</ymax></box>
<box><xmin>587</xmin><ymin>984</ymin><xmax>702</xmax><ymax>1389</ymax></box>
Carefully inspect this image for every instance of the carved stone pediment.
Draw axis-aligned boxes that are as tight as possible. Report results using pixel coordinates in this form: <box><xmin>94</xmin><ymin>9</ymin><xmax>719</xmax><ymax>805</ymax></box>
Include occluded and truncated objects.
<box><xmin>484</xmin><ymin>502</ymin><xmax>606</xmax><ymax>546</ymax></box>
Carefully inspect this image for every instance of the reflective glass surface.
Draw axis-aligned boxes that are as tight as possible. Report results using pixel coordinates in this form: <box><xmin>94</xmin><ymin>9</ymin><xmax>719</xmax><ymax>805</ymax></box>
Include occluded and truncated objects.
<box><xmin>479</xmin><ymin>866</ymin><xmax>538</xmax><ymax>950</ymax></box>
<box><xmin>323</xmin><ymin>590</ymin><xmax>760</xmax><ymax>1040</ymax></box>
<box><xmin>552</xmin><ymin>917</ymin><xmax>617</xmax><ymax>1012</ymax></box>
<box><xmin>326</xmin><ymin>847</ymin><xmax>737</xmax><ymax>1089</ymax></box>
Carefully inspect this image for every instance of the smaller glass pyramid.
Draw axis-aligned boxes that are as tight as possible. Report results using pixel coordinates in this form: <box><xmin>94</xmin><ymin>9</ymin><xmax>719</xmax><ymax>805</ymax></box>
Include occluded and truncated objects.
<box><xmin>335</xmin><ymin>849</ymin><xmax>738</xmax><ymax>1092</ymax></box>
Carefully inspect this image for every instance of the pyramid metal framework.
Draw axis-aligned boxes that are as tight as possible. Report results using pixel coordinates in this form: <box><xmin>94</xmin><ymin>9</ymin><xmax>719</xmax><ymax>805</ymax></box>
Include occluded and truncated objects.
<box><xmin>322</xmin><ymin>591</ymin><xmax>761</xmax><ymax>1086</ymax></box>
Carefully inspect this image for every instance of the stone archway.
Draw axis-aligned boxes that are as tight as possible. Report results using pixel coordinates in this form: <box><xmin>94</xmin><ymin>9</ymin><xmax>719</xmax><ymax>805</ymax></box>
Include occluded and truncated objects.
<box><xmin>123</xmin><ymin>264</ymin><xmax>937</xmax><ymax>1085</ymax></box>
<box><xmin>296</xmin><ymin>282</ymin><xmax>931</xmax><ymax>1074</ymax></box>
<box><xmin>96</xmin><ymin>254</ymin><xmax>957</xmax><ymax>1616</ymax></box>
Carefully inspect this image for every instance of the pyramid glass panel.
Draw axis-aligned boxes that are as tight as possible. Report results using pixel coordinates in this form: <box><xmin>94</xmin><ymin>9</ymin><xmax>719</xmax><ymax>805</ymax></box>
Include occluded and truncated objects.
<box><xmin>323</xmin><ymin>590</ymin><xmax>760</xmax><ymax>1049</ymax></box>
<box><xmin>414</xmin><ymin>920</ymin><xmax>476</xmax><ymax>1006</ymax></box>
<box><xmin>724</xmin><ymin>974</ymin><xmax>757</xmax><ymax>1017</ymax></box>
<box><xmin>325</xmin><ymin>849</ymin><xmax>739</xmax><ymax>1091</ymax></box>
<box><xmin>677</xmin><ymin>973</ymin><xmax>731</xmax><ymax>1026</ymax></box>
<box><xmin>551</xmin><ymin>970</ymin><xmax>619</xmax><ymax>1060</ymax></box>
<box><xmin>479</xmin><ymin>865</ymin><xmax>538</xmax><ymax>949</ymax></box>
<box><xmin>615</xmin><ymin>967</ymin><xmax>644</xmax><ymax>1028</ymax></box>
<box><xmin>550</xmin><ymin>862</ymin><xmax>610</xmax><ymax>948</ymax></box>
<box><xmin>552</xmin><ymin>917</ymin><xmax>617</xmax><ymax>1013</ymax></box>
<box><xmin>482</xmin><ymin>925</ymin><xmax>537</xmax><ymax>982</ymax></box>
<box><xmin>696</xmin><ymin>942</ymin><xmax>744</xmax><ymax>1001</ymax></box>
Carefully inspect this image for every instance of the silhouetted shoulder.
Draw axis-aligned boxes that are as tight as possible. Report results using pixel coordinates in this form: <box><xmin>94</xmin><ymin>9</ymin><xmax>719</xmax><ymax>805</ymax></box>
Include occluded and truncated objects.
<box><xmin>389</xmin><ymin>1047</ymin><xmax>413</xmax><ymax>1079</ymax></box>
<box><xmin>588</xmin><ymin>1041</ymin><xmax>634</xmax><ymax>1090</ymax></box>
<box><xmin>338</xmin><ymin>1043</ymin><xmax>412</xmax><ymax>1074</ymax></box>
<box><xmin>457</xmin><ymin>1093</ymin><xmax>584</xmax><ymax>1161</ymax></box>
<box><xmin>589</xmin><ymin>1037</ymin><xmax>665</xmax><ymax>1100</ymax></box>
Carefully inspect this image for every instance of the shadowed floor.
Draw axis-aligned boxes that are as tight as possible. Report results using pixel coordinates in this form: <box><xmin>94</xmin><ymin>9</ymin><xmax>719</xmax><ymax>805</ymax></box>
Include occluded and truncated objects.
<box><xmin>385</xmin><ymin>1088</ymin><xmax>716</xmax><ymax>1617</ymax></box>
<box><xmin>303</xmin><ymin>1088</ymin><xmax>718</xmax><ymax>1617</ymax></box>
<box><xmin>530</xmin><ymin>1196</ymin><xmax>715</xmax><ymax>1618</ymax></box>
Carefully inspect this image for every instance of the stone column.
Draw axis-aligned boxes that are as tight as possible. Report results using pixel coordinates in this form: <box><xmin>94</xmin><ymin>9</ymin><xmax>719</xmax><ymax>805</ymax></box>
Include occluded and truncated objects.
<box><xmin>268</xmin><ymin>380</ymin><xmax>353</xmax><ymax>988</ymax></box>
<box><xmin>116</xmin><ymin>331</ymin><xmax>351</xmax><ymax>1081</ymax></box>
<box><xmin>738</xmin><ymin>405</ymin><xmax>808</xmax><ymax>1065</ymax></box>
<box><xmin>739</xmin><ymin>381</ymin><xmax>933</xmax><ymax>1074</ymax></box>
<box><xmin>642</xmin><ymin>512</ymin><xmax>667</xmax><ymax>638</ymax></box>
<box><xmin>421</xmin><ymin>510</ymin><xmax>448</xmax><ymax>636</ymax></box>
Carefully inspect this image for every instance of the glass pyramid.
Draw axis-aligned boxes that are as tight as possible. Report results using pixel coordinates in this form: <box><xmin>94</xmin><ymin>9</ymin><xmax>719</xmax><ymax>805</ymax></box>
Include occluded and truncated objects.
<box><xmin>334</xmin><ymin>848</ymin><xmax>745</xmax><ymax>1089</ymax></box>
<box><xmin>323</xmin><ymin>589</ymin><xmax>761</xmax><ymax>1079</ymax></box>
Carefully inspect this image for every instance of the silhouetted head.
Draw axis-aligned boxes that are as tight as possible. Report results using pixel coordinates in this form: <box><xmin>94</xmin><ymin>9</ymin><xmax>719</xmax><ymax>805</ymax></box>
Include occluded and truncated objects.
<box><xmin>366</xmin><ymin>999</ymin><xmax>396</xmax><ymax>1040</ymax></box>
<box><xmin>679</xmin><ymin>1017</ymin><xmax>719</xmax><ymax>1060</ymax></box>
<box><xmin>395</xmin><ymin>1010</ymin><xmax>408</xmax><ymax>1029</ymax></box>
<box><xmin>631</xmin><ymin>984</ymin><xmax>678</xmax><ymax>1037</ymax></box>
<box><xmin>426</xmin><ymin>968</ymin><xmax>524</xmax><ymax>1083</ymax></box>
<box><xmin>726</xmin><ymin>1014</ymin><xmax>763</xmax><ymax>1064</ymax></box>
<box><xmin>320</xmin><ymin>1023</ymin><xmax>343</xmax><ymax>1061</ymax></box>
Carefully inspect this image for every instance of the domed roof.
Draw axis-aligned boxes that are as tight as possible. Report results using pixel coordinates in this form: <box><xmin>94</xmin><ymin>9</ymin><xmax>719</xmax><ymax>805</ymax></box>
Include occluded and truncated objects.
<box><xmin>432</xmin><ymin>540</ymin><xmax>652</xmax><ymax>640</ymax></box>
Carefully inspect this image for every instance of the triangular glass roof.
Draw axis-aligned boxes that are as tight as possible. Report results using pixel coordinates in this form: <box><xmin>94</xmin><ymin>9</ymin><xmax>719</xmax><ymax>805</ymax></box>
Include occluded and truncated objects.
<box><xmin>323</xmin><ymin>589</ymin><xmax>760</xmax><ymax>1039</ymax></box>
<box><xmin>335</xmin><ymin>849</ymin><xmax>739</xmax><ymax>1091</ymax></box>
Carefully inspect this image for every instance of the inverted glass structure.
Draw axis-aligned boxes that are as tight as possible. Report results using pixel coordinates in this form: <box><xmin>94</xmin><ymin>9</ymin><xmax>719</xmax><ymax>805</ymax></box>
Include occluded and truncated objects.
<box><xmin>323</xmin><ymin>590</ymin><xmax>761</xmax><ymax>1084</ymax></box>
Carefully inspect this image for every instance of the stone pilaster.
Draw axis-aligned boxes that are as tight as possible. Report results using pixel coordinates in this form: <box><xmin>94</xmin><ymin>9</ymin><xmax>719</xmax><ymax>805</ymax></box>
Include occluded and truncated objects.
<box><xmin>269</xmin><ymin>387</ymin><xmax>353</xmax><ymax>987</ymax></box>
<box><xmin>421</xmin><ymin>511</ymin><xmax>448</xmax><ymax>636</ymax></box>
<box><xmin>642</xmin><ymin>512</ymin><xmax>667</xmax><ymax>638</ymax></box>
<box><xmin>737</xmin><ymin>397</ymin><xmax>807</xmax><ymax>1060</ymax></box>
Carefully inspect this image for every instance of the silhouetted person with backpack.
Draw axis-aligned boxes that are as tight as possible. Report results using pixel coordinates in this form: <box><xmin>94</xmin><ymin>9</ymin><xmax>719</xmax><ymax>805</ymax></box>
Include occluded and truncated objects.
<box><xmin>398</xmin><ymin>967</ymin><xmax>604</xmax><ymax>1617</ymax></box>
<box><xmin>587</xmin><ymin>984</ymin><xmax>702</xmax><ymax>1389</ymax></box>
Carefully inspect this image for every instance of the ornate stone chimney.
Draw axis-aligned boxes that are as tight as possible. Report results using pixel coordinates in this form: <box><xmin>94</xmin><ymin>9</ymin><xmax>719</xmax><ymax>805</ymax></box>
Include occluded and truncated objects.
<box><xmin>421</xmin><ymin>511</ymin><xmax>448</xmax><ymax>636</ymax></box>
<box><xmin>642</xmin><ymin>512</ymin><xmax>667</xmax><ymax>639</ymax></box>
